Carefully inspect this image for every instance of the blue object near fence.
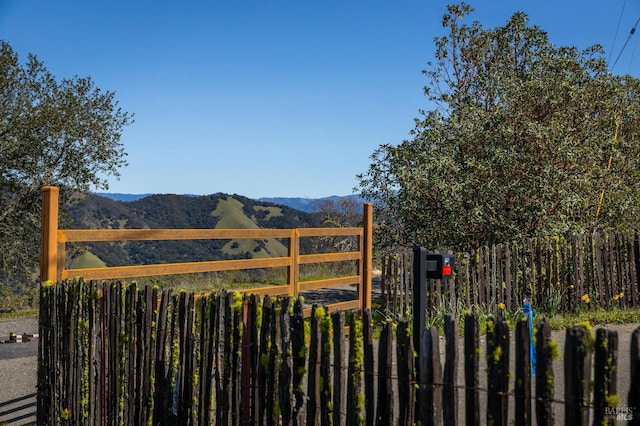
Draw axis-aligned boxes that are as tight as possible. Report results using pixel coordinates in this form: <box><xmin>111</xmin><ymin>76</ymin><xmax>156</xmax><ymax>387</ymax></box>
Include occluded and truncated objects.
<box><xmin>523</xmin><ymin>299</ymin><xmax>536</xmax><ymax>376</ymax></box>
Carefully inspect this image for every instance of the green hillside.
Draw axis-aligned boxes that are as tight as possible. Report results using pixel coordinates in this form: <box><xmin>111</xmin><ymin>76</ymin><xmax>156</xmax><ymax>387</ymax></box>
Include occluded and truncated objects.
<box><xmin>69</xmin><ymin>251</ymin><xmax>107</xmax><ymax>269</ymax></box>
<box><xmin>212</xmin><ymin>196</ymin><xmax>289</xmax><ymax>258</ymax></box>
<box><xmin>212</xmin><ymin>196</ymin><xmax>260</xmax><ymax>228</ymax></box>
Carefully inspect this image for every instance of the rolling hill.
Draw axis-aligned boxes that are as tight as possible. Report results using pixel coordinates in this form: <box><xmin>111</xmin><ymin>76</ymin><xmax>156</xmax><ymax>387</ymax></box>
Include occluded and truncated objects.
<box><xmin>63</xmin><ymin>192</ymin><xmax>323</xmax><ymax>268</ymax></box>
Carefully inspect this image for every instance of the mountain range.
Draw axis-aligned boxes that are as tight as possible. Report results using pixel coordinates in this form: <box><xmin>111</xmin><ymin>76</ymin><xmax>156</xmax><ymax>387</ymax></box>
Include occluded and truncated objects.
<box><xmin>96</xmin><ymin>193</ymin><xmax>365</xmax><ymax>213</ymax></box>
<box><xmin>64</xmin><ymin>192</ymin><xmax>362</xmax><ymax>270</ymax></box>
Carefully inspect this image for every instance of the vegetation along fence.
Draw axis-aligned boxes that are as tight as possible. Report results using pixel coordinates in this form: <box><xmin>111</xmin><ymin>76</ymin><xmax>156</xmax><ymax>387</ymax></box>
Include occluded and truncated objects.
<box><xmin>38</xmin><ymin>280</ymin><xmax>640</xmax><ymax>425</ymax></box>
<box><xmin>40</xmin><ymin>186</ymin><xmax>373</xmax><ymax>315</ymax></box>
<box><xmin>379</xmin><ymin>231</ymin><xmax>640</xmax><ymax>317</ymax></box>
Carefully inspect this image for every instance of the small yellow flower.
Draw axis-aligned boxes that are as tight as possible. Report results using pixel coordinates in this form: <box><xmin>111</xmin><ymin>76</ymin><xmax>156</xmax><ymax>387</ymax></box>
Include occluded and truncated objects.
<box><xmin>569</xmin><ymin>285</ymin><xmax>575</xmax><ymax>290</ymax></box>
<box><xmin>581</xmin><ymin>294</ymin><xmax>590</xmax><ymax>302</ymax></box>
<box><xmin>619</xmin><ymin>292</ymin><xmax>625</xmax><ymax>298</ymax></box>
<box><xmin>613</xmin><ymin>294</ymin><xmax>620</xmax><ymax>301</ymax></box>
<box><xmin>60</xmin><ymin>408</ymin><xmax>72</xmax><ymax>420</ymax></box>
<box><xmin>497</xmin><ymin>302</ymin><xmax>505</xmax><ymax>310</ymax></box>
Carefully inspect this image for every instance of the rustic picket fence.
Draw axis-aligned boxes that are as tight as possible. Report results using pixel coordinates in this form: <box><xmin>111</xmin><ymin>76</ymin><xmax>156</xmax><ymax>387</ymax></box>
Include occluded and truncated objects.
<box><xmin>38</xmin><ymin>279</ymin><xmax>640</xmax><ymax>425</ymax></box>
<box><xmin>380</xmin><ymin>230</ymin><xmax>640</xmax><ymax>318</ymax></box>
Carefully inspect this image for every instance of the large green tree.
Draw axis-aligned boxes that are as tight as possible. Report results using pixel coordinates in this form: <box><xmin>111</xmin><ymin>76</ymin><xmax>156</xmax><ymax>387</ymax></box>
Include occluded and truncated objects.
<box><xmin>358</xmin><ymin>3</ymin><xmax>640</xmax><ymax>252</ymax></box>
<box><xmin>0</xmin><ymin>40</ymin><xmax>132</xmax><ymax>285</ymax></box>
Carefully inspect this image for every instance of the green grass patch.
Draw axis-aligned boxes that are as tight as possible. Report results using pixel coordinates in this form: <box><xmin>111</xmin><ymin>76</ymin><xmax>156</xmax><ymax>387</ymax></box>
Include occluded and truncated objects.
<box><xmin>0</xmin><ymin>308</ymin><xmax>39</xmax><ymax>320</ymax></box>
<box><xmin>545</xmin><ymin>307</ymin><xmax>640</xmax><ymax>330</ymax></box>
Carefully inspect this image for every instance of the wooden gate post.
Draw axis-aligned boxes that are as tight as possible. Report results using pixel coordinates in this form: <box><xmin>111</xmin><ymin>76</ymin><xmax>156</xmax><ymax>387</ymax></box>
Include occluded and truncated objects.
<box><xmin>361</xmin><ymin>203</ymin><xmax>373</xmax><ymax>312</ymax></box>
<box><xmin>40</xmin><ymin>186</ymin><xmax>59</xmax><ymax>283</ymax></box>
<box><xmin>289</xmin><ymin>228</ymin><xmax>300</xmax><ymax>297</ymax></box>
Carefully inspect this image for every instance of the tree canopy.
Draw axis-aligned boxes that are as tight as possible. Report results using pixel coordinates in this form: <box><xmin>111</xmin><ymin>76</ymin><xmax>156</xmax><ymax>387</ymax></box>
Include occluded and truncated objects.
<box><xmin>357</xmin><ymin>3</ymin><xmax>640</xmax><ymax>252</ymax></box>
<box><xmin>0</xmin><ymin>40</ymin><xmax>133</xmax><ymax>284</ymax></box>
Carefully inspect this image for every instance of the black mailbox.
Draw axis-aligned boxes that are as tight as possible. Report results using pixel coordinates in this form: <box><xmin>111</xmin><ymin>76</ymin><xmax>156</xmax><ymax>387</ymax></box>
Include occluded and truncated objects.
<box><xmin>426</xmin><ymin>253</ymin><xmax>455</xmax><ymax>280</ymax></box>
<box><xmin>413</xmin><ymin>247</ymin><xmax>456</xmax><ymax>355</ymax></box>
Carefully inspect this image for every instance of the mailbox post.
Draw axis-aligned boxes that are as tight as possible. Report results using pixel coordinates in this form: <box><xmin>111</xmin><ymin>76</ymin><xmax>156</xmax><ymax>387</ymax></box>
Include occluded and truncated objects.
<box><xmin>413</xmin><ymin>246</ymin><xmax>455</xmax><ymax>425</ymax></box>
<box><xmin>412</xmin><ymin>246</ymin><xmax>427</xmax><ymax>352</ymax></box>
<box><xmin>412</xmin><ymin>246</ymin><xmax>455</xmax><ymax>350</ymax></box>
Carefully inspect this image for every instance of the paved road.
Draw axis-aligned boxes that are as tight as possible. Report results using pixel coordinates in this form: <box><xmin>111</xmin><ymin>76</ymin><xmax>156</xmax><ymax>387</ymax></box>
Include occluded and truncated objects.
<box><xmin>0</xmin><ymin>338</ymin><xmax>37</xmax><ymax>360</ymax></box>
<box><xmin>0</xmin><ymin>315</ymin><xmax>38</xmax><ymax>426</ymax></box>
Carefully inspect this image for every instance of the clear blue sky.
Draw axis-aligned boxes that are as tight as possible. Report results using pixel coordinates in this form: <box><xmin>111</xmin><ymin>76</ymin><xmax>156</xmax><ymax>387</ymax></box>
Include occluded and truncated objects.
<box><xmin>2</xmin><ymin>1</ymin><xmax>639</xmax><ymax>198</ymax></box>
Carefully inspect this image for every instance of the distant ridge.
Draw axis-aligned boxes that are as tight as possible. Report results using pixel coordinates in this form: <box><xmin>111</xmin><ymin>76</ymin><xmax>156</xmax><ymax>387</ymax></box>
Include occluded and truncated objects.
<box><xmin>96</xmin><ymin>193</ymin><xmax>364</xmax><ymax>213</ymax></box>
<box><xmin>96</xmin><ymin>192</ymin><xmax>152</xmax><ymax>202</ymax></box>
<box><xmin>258</xmin><ymin>195</ymin><xmax>365</xmax><ymax>213</ymax></box>
<box><xmin>96</xmin><ymin>192</ymin><xmax>199</xmax><ymax>202</ymax></box>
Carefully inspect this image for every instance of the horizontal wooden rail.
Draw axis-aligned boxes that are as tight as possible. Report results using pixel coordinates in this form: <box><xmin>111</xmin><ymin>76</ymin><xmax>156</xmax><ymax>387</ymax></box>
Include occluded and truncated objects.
<box><xmin>63</xmin><ymin>257</ymin><xmax>293</xmax><ymax>281</ymax></box>
<box><xmin>60</xmin><ymin>227</ymin><xmax>364</xmax><ymax>243</ymax></box>
<box><xmin>40</xmin><ymin>186</ymin><xmax>373</xmax><ymax>313</ymax></box>
<box><xmin>59</xmin><ymin>228</ymin><xmax>295</xmax><ymax>242</ymax></box>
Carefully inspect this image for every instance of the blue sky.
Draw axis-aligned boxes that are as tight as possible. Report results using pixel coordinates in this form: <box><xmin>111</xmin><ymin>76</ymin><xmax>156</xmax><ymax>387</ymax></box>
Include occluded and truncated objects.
<box><xmin>2</xmin><ymin>1</ymin><xmax>639</xmax><ymax>198</ymax></box>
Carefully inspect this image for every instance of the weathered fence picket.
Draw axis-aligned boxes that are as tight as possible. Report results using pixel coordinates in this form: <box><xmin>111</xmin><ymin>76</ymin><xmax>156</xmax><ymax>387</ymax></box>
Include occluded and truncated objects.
<box><xmin>486</xmin><ymin>316</ymin><xmax>509</xmax><ymax>426</ymax></box>
<box><xmin>332</xmin><ymin>311</ymin><xmax>347</xmax><ymax>426</ymax></box>
<box><xmin>535</xmin><ymin>318</ymin><xmax>555</xmax><ymax>426</ymax></box>
<box><xmin>442</xmin><ymin>315</ymin><xmax>457</xmax><ymax>426</ymax></box>
<box><xmin>307</xmin><ymin>304</ymin><xmax>320</xmax><ymax>426</ymax></box>
<box><xmin>291</xmin><ymin>298</ymin><xmax>306</xmax><ymax>425</ymax></box>
<box><xmin>514</xmin><ymin>317</ymin><xmax>532</xmax><ymax>426</ymax></box>
<box><xmin>375</xmin><ymin>321</ymin><xmax>394</xmax><ymax>426</ymax></box>
<box><xmin>362</xmin><ymin>309</ymin><xmax>375</xmax><ymax>426</ymax></box>
<box><xmin>280</xmin><ymin>297</ymin><xmax>293</xmax><ymax>426</ymax></box>
<box><xmin>396</xmin><ymin>321</ymin><xmax>414</xmax><ymax>426</ymax></box>
<box><xmin>593</xmin><ymin>328</ymin><xmax>618</xmax><ymax>426</ymax></box>
<box><xmin>345</xmin><ymin>311</ymin><xmax>363</xmax><ymax>426</ymax></box>
<box><xmin>38</xmin><ymin>280</ymin><xmax>640</xmax><ymax>425</ymax></box>
<box><xmin>565</xmin><ymin>325</ymin><xmax>592</xmax><ymax>425</ymax></box>
<box><xmin>464</xmin><ymin>312</ymin><xmax>480</xmax><ymax>426</ymax></box>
